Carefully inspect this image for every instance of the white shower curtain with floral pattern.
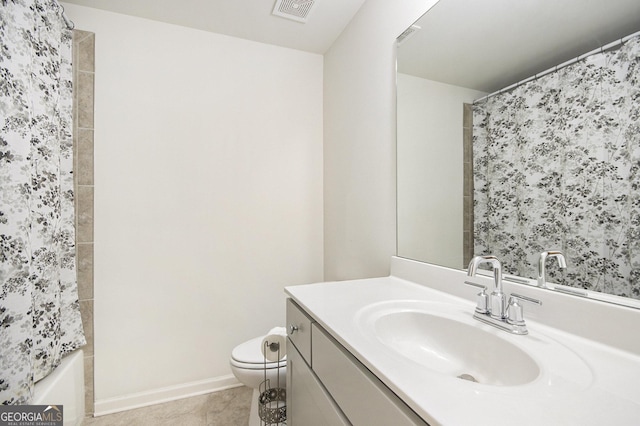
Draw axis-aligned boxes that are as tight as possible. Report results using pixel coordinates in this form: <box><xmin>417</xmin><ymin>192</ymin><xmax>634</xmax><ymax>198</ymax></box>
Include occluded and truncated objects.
<box><xmin>473</xmin><ymin>35</ymin><xmax>640</xmax><ymax>299</ymax></box>
<box><xmin>1</xmin><ymin>0</ymin><xmax>86</xmax><ymax>405</ymax></box>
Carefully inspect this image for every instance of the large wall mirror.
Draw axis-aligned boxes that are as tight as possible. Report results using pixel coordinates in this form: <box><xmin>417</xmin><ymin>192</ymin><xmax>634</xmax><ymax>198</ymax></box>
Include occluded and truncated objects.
<box><xmin>397</xmin><ymin>0</ymin><xmax>640</xmax><ymax>308</ymax></box>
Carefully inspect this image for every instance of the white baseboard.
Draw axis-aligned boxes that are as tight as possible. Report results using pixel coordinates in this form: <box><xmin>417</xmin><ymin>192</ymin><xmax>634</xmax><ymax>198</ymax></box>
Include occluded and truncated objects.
<box><xmin>93</xmin><ymin>375</ymin><xmax>242</xmax><ymax>416</ymax></box>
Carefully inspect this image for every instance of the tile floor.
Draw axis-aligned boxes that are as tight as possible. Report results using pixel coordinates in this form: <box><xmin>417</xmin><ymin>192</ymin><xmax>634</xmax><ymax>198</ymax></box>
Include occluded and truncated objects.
<box><xmin>83</xmin><ymin>386</ymin><xmax>252</xmax><ymax>426</ymax></box>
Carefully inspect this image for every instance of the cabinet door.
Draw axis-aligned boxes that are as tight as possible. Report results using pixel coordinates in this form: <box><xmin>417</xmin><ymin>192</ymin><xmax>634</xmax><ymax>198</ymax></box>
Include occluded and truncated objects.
<box><xmin>286</xmin><ymin>339</ymin><xmax>351</xmax><ymax>426</ymax></box>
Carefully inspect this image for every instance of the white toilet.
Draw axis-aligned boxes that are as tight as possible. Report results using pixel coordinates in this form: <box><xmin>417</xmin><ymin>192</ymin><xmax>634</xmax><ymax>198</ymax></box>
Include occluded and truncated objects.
<box><xmin>230</xmin><ymin>335</ymin><xmax>287</xmax><ymax>426</ymax></box>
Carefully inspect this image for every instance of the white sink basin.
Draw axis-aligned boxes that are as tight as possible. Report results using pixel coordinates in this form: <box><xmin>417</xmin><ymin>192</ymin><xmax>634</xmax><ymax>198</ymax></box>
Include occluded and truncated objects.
<box><xmin>372</xmin><ymin>310</ymin><xmax>539</xmax><ymax>386</ymax></box>
<box><xmin>356</xmin><ymin>300</ymin><xmax>591</xmax><ymax>389</ymax></box>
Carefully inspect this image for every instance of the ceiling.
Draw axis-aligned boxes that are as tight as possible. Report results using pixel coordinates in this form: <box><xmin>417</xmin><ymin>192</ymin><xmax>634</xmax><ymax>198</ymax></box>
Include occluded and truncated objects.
<box><xmin>62</xmin><ymin>0</ymin><xmax>640</xmax><ymax>90</ymax></box>
<box><xmin>397</xmin><ymin>0</ymin><xmax>640</xmax><ymax>93</ymax></box>
<box><xmin>61</xmin><ymin>0</ymin><xmax>368</xmax><ymax>54</ymax></box>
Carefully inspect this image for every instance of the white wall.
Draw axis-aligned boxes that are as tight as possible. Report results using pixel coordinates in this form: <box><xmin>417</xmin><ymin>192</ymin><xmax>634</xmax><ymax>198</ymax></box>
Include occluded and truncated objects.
<box><xmin>397</xmin><ymin>73</ymin><xmax>485</xmax><ymax>268</ymax></box>
<box><xmin>323</xmin><ymin>0</ymin><xmax>441</xmax><ymax>280</ymax></box>
<box><xmin>63</xmin><ymin>4</ymin><xmax>323</xmax><ymax>408</ymax></box>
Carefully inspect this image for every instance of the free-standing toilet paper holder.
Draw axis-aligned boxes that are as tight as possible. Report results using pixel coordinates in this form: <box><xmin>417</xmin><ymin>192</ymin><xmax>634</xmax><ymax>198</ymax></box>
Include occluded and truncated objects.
<box><xmin>258</xmin><ymin>340</ymin><xmax>286</xmax><ymax>425</ymax></box>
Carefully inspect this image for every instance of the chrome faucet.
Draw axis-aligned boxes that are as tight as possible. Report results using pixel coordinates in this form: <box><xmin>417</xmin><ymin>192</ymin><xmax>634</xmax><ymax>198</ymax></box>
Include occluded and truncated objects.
<box><xmin>465</xmin><ymin>255</ymin><xmax>542</xmax><ymax>335</ymax></box>
<box><xmin>467</xmin><ymin>255</ymin><xmax>505</xmax><ymax>319</ymax></box>
<box><xmin>537</xmin><ymin>251</ymin><xmax>567</xmax><ymax>288</ymax></box>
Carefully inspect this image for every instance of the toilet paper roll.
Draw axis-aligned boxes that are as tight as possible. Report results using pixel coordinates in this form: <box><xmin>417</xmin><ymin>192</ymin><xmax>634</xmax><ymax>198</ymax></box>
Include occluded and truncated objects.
<box><xmin>261</xmin><ymin>327</ymin><xmax>287</xmax><ymax>362</ymax></box>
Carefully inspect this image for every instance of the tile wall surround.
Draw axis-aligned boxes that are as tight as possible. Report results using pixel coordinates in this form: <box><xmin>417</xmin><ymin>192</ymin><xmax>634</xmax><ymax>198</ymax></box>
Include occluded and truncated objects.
<box><xmin>72</xmin><ymin>29</ymin><xmax>95</xmax><ymax>417</ymax></box>
<box><xmin>462</xmin><ymin>103</ymin><xmax>473</xmax><ymax>267</ymax></box>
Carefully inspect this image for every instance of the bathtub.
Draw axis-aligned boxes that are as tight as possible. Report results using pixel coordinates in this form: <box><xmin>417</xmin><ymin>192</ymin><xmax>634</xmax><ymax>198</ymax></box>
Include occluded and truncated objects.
<box><xmin>33</xmin><ymin>349</ymin><xmax>85</xmax><ymax>426</ymax></box>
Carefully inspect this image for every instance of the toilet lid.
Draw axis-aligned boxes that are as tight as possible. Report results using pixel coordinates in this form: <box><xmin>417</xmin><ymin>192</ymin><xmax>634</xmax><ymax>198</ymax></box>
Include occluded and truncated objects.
<box><xmin>231</xmin><ymin>336</ymin><xmax>287</xmax><ymax>365</ymax></box>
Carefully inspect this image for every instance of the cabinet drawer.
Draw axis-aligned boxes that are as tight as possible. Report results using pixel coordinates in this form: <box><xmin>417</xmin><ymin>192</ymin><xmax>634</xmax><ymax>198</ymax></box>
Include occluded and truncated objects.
<box><xmin>286</xmin><ymin>340</ymin><xmax>351</xmax><ymax>426</ymax></box>
<box><xmin>286</xmin><ymin>299</ymin><xmax>313</xmax><ymax>365</ymax></box>
<box><xmin>312</xmin><ymin>324</ymin><xmax>429</xmax><ymax>426</ymax></box>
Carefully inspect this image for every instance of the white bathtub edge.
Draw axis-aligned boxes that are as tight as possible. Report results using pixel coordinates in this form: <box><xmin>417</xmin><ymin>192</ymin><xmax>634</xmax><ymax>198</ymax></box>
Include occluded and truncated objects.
<box><xmin>93</xmin><ymin>374</ymin><xmax>242</xmax><ymax>417</ymax></box>
<box><xmin>33</xmin><ymin>349</ymin><xmax>85</xmax><ymax>426</ymax></box>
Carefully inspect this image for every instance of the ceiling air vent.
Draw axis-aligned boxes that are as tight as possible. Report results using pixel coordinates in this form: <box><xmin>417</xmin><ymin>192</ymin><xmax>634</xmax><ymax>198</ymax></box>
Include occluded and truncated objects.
<box><xmin>397</xmin><ymin>25</ymin><xmax>421</xmax><ymax>45</ymax></box>
<box><xmin>272</xmin><ymin>0</ymin><xmax>316</xmax><ymax>23</ymax></box>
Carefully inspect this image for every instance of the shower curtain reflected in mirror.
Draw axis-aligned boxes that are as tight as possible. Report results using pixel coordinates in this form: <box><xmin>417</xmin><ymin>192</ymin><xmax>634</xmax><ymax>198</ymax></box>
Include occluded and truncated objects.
<box><xmin>473</xmin><ymin>35</ymin><xmax>640</xmax><ymax>300</ymax></box>
<box><xmin>0</xmin><ymin>0</ymin><xmax>86</xmax><ymax>404</ymax></box>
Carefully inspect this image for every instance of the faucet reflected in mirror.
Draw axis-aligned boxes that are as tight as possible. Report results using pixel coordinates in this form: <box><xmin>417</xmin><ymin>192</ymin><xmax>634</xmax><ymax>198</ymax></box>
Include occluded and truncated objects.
<box><xmin>537</xmin><ymin>251</ymin><xmax>567</xmax><ymax>289</ymax></box>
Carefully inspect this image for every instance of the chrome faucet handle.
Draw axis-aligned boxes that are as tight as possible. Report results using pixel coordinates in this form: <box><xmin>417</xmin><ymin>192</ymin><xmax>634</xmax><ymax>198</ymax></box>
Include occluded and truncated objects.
<box><xmin>507</xmin><ymin>293</ymin><xmax>542</xmax><ymax>327</ymax></box>
<box><xmin>464</xmin><ymin>281</ymin><xmax>488</xmax><ymax>314</ymax></box>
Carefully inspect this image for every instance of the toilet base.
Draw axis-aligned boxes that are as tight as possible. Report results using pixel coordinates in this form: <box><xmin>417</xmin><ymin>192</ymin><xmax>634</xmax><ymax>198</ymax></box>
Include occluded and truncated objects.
<box><xmin>248</xmin><ymin>388</ymin><xmax>286</xmax><ymax>426</ymax></box>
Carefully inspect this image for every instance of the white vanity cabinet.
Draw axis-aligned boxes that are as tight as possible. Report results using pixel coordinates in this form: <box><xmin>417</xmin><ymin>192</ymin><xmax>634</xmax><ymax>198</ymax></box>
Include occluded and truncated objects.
<box><xmin>286</xmin><ymin>299</ymin><xmax>429</xmax><ymax>426</ymax></box>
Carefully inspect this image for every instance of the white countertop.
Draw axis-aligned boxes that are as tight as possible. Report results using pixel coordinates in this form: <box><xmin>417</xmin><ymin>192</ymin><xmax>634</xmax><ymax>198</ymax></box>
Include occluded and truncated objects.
<box><xmin>286</xmin><ymin>268</ymin><xmax>640</xmax><ymax>425</ymax></box>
